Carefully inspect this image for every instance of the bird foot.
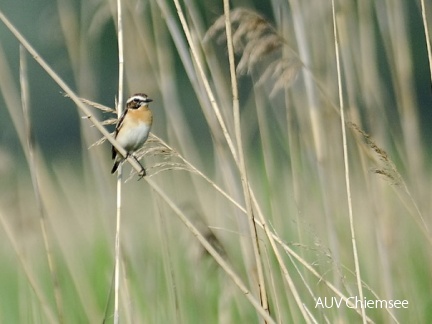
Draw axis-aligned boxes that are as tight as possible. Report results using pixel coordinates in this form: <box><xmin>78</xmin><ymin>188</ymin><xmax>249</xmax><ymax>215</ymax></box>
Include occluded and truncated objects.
<box><xmin>137</xmin><ymin>168</ymin><xmax>146</xmax><ymax>180</ymax></box>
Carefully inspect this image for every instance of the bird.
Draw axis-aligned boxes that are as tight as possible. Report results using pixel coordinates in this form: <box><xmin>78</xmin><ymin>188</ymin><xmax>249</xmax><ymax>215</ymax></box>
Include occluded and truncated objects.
<box><xmin>111</xmin><ymin>93</ymin><xmax>153</xmax><ymax>177</ymax></box>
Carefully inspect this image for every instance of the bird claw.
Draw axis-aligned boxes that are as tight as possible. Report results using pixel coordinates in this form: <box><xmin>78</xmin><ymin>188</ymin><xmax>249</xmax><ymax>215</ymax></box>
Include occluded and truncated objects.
<box><xmin>137</xmin><ymin>168</ymin><xmax>146</xmax><ymax>180</ymax></box>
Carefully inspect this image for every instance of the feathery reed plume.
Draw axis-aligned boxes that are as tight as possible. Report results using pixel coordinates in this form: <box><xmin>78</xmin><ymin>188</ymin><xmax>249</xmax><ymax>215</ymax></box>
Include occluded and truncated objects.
<box><xmin>205</xmin><ymin>8</ymin><xmax>302</xmax><ymax>93</ymax></box>
<box><xmin>349</xmin><ymin>122</ymin><xmax>430</xmax><ymax>241</ymax></box>
<box><xmin>348</xmin><ymin>122</ymin><xmax>402</xmax><ymax>185</ymax></box>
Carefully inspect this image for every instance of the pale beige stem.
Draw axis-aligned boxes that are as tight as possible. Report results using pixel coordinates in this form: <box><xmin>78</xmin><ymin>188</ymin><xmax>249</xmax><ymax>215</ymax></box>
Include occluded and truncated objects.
<box><xmin>331</xmin><ymin>3</ymin><xmax>366</xmax><ymax>323</ymax></box>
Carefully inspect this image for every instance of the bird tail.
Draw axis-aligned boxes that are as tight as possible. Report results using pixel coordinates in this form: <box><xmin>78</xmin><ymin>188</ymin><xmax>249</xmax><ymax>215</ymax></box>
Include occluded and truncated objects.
<box><xmin>111</xmin><ymin>154</ymin><xmax>147</xmax><ymax>178</ymax></box>
<box><xmin>111</xmin><ymin>156</ymin><xmax>122</xmax><ymax>174</ymax></box>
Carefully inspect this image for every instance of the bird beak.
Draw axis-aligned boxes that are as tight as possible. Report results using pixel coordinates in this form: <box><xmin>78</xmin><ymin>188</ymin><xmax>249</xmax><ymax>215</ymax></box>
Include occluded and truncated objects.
<box><xmin>145</xmin><ymin>98</ymin><xmax>153</xmax><ymax>103</ymax></box>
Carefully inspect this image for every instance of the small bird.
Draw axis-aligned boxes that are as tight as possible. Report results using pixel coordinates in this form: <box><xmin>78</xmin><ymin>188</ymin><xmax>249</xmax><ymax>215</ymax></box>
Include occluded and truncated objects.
<box><xmin>111</xmin><ymin>93</ymin><xmax>153</xmax><ymax>176</ymax></box>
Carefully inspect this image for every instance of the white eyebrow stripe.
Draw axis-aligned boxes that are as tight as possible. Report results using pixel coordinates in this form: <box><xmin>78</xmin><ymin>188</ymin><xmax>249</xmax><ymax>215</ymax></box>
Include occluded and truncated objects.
<box><xmin>126</xmin><ymin>95</ymin><xmax>147</xmax><ymax>103</ymax></box>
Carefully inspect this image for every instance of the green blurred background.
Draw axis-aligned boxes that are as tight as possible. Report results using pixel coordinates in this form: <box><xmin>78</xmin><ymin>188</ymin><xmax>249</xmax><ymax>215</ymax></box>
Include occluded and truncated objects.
<box><xmin>0</xmin><ymin>0</ymin><xmax>430</xmax><ymax>167</ymax></box>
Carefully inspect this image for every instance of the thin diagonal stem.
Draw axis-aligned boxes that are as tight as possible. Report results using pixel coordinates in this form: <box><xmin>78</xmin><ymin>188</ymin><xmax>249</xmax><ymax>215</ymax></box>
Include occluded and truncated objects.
<box><xmin>0</xmin><ymin>10</ymin><xmax>141</xmax><ymax>172</ymax></box>
<box><xmin>146</xmin><ymin>178</ymin><xmax>276</xmax><ymax>324</ymax></box>
<box><xmin>172</xmin><ymin>0</ymin><xmax>238</xmax><ymax>163</ymax></box>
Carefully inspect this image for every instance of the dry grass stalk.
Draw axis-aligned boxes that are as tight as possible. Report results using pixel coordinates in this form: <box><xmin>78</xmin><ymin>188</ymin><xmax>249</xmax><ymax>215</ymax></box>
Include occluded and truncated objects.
<box><xmin>172</xmin><ymin>0</ymin><xmax>239</xmax><ymax>163</ymax></box>
<box><xmin>223</xmin><ymin>1</ymin><xmax>271</xmax><ymax>319</ymax></box>
<box><xmin>331</xmin><ymin>3</ymin><xmax>366</xmax><ymax>323</ymax></box>
<box><xmin>114</xmin><ymin>0</ymin><xmax>125</xmax><ymax>322</ymax></box>
<box><xmin>64</xmin><ymin>94</ymin><xmax>116</xmax><ymax>113</ymax></box>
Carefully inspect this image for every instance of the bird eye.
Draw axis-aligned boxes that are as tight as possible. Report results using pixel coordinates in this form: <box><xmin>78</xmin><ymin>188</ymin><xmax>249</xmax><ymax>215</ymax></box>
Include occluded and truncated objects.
<box><xmin>133</xmin><ymin>98</ymin><xmax>140</xmax><ymax>102</ymax></box>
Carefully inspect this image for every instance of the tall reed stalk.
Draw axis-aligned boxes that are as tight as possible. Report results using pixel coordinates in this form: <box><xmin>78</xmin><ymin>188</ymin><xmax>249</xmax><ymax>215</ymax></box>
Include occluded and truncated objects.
<box><xmin>114</xmin><ymin>0</ymin><xmax>124</xmax><ymax>322</ymax></box>
<box><xmin>331</xmin><ymin>2</ymin><xmax>365</xmax><ymax>323</ymax></box>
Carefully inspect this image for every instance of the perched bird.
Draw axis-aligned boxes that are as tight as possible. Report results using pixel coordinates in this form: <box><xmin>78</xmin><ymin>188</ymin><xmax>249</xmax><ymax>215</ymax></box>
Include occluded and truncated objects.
<box><xmin>111</xmin><ymin>93</ymin><xmax>153</xmax><ymax>176</ymax></box>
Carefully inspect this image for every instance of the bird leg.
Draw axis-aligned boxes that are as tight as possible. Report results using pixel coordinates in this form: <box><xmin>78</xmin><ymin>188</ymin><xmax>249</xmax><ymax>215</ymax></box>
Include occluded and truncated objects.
<box><xmin>130</xmin><ymin>154</ymin><xmax>146</xmax><ymax>180</ymax></box>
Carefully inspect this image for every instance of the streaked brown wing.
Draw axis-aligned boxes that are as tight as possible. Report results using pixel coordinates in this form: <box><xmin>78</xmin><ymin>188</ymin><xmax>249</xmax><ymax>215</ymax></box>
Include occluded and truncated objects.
<box><xmin>111</xmin><ymin>108</ymin><xmax>129</xmax><ymax>159</ymax></box>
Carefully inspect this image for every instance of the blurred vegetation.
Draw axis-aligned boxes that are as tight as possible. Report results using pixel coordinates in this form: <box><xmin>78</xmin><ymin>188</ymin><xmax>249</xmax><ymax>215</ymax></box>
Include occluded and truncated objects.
<box><xmin>0</xmin><ymin>0</ymin><xmax>431</xmax><ymax>323</ymax></box>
